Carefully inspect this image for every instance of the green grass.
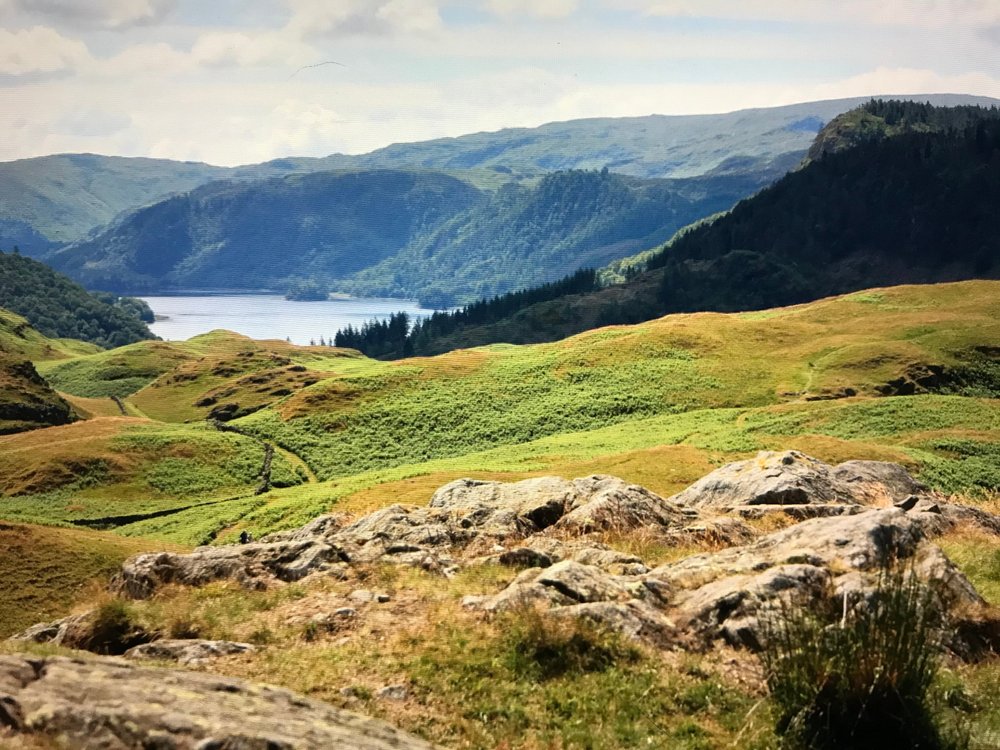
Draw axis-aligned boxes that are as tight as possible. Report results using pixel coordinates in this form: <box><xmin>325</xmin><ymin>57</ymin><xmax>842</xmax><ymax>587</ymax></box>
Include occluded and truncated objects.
<box><xmin>0</xmin><ymin>420</ymin><xmax>305</xmax><ymax>528</ymax></box>
<box><xmin>0</xmin><ymin>521</ymin><xmax>172</xmax><ymax>637</ymax></box>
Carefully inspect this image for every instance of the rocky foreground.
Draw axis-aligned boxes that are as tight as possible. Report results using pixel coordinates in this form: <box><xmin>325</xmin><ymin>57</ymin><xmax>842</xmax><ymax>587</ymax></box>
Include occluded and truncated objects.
<box><xmin>7</xmin><ymin>451</ymin><xmax>1000</xmax><ymax>748</ymax></box>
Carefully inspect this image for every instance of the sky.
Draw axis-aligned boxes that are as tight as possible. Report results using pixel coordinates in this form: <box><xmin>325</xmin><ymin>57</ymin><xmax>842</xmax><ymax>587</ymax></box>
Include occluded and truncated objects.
<box><xmin>2</xmin><ymin>0</ymin><xmax>1000</xmax><ymax>166</ymax></box>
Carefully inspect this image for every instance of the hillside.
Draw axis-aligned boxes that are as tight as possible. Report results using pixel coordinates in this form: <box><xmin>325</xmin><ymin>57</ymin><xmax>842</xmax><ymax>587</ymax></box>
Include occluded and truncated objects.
<box><xmin>2</xmin><ymin>281</ymin><xmax>1000</xmax><ymax>747</ymax></box>
<box><xmin>366</xmin><ymin>101</ymin><xmax>1000</xmax><ymax>356</ymax></box>
<box><xmin>0</xmin><ymin>252</ymin><xmax>154</xmax><ymax>348</ymax></box>
<box><xmin>3</xmin><ymin>279</ymin><xmax>995</xmax><ymax>542</ymax></box>
<box><xmin>46</xmin><ymin>168</ymin><xmax>762</xmax><ymax>304</ymax></box>
<box><xmin>6</xmin><ymin>95</ymin><xmax>995</xmax><ymax>256</ymax></box>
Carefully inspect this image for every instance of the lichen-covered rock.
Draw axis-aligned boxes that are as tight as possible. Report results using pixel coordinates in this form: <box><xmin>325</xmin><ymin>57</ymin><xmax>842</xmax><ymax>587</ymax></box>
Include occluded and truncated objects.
<box><xmin>669</xmin><ymin>450</ymin><xmax>930</xmax><ymax>512</ymax></box>
<box><xmin>110</xmin><ymin>474</ymin><xmax>748</xmax><ymax>598</ymax></box>
<box><xmin>112</xmin><ymin>539</ymin><xmax>347</xmax><ymax>599</ymax></box>
<box><xmin>124</xmin><ymin>639</ymin><xmax>256</xmax><ymax>665</ymax></box>
<box><xmin>661</xmin><ymin>507</ymin><xmax>984</xmax><ymax>648</ymax></box>
<box><xmin>0</xmin><ymin>653</ymin><xmax>433</xmax><ymax>749</ymax></box>
<box><xmin>470</xmin><ymin>506</ymin><xmax>989</xmax><ymax>654</ymax></box>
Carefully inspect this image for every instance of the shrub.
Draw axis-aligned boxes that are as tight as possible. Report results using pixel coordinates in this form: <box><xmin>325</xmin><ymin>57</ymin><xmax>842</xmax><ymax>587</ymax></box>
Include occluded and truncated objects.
<box><xmin>758</xmin><ymin>565</ymin><xmax>954</xmax><ymax>750</ymax></box>
<box><xmin>83</xmin><ymin>599</ymin><xmax>152</xmax><ymax>655</ymax></box>
<box><xmin>500</xmin><ymin>606</ymin><xmax>638</xmax><ymax>680</ymax></box>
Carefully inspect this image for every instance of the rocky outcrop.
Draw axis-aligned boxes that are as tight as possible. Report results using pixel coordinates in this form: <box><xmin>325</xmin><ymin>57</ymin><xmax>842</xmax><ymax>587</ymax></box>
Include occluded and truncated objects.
<box><xmin>124</xmin><ymin>639</ymin><xmax>256</xmax><ymax>665</ymax></box>
<box><xmin>469</xmin><ymin>505</ymin><xmax>988</xmax><ymax>653</ymax></box>
<box><xmin>669</xmin><ymin>450</ymin><xmax>933</xmax><ymax>515</ymax></box>
<box><xmin>113</xmin><ymin>475</ymin><xmax>748</xmax><ymax>598</ymax></box>
<box><xmin>661</xmin><ymin>507</ymin><xmax>980</xmax><ymax>648</ymax></box>
<box><xmin>112</xmin><ymin>538</ymin><xmax>348</xmax><ymax>599</ymax></box>
<box><xmin>0</xmin><ymin>653</ymin><xmax>434</xmax><ymax>749</ymax></box>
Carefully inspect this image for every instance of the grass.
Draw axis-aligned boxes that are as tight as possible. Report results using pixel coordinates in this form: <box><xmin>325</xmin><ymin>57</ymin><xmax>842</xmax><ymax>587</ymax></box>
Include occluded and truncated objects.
<box><xmin>0</xmin><ymin>521</ymin><xmax>174</xmax><ymax>637</ymax></box>
<box><xmin>0</xmin><ymin>418</ymin><xmax>305</xmax><ymax>528</ymax></box>
<box><xmin>759</xmin><ymin>566</ymin><xmax>951</xmax><ymax>750</ymax></box>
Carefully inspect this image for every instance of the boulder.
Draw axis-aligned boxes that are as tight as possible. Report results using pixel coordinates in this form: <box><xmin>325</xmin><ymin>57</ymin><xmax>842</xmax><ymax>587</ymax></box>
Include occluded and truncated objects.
<box><xmin>669</xmin><ymin>450</ymin><xmax>931</xmax><ymax>512</ymax></box>
<box><xmin>124</xmin><ymin>639</ymin><xmax>256</xmax><ymax>665</ymax></box>
<box><xmin>112</xmin><ymin>539</ymin><xmax>348</xmax><ymax>599</ymax></box>
<box><xmin>0</xmin><ymin>653</ymin><xmax>433</xmax><ymax>749</ymax></box>
<box><xmin>661</xmin><ymin>507</ymin><xmax>983</xmax><ymax>648</ymax></box>
<box><xmin>469</xmin><ymin>506</ymin><xmax>989</xmax><ymax>654</ymax></box>
<box><xmin>554</xmin><ymin>475</ymin><xmax>752</xmax><ymax>544</ymax></box>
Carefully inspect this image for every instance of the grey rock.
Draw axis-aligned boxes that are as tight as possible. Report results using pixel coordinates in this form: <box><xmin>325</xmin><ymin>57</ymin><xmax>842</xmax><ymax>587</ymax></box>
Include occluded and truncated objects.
<box><xmin>375</xmin><ymin>685</ymin><xmax>408</xmax><ymax>701</ymax></box>
<box><xmin>498</xmin><ymin>547</ymin><xmax>553</xmax><ymax>568</ymax></box>
<box><xmin>348</xmin><ymin>590</ymin><xmax>390</xmax><ymax>604</ymax></box>
<box><xmin>112</xmin><ymin>540</ymin><xmax>347</xmax><ymax>599</ymax></box>
<box><xmin>662</xmin><ymin>508</ymin><xmax>984</xmax><ymax>648</ymax></box>
<box><xmin>8</xmin><ymin>614</ymin><xmax>89</xmax><ymax>646</ymax></box>
<box><xmin>471</xmin><ymin>507</ymin><xmax>988</xmax><ymax>654</ymax></box>
<box><xmin>0</xmin><ymin>653</ymin><xmax>433</xmax><ymax>749</ymax></box>
<box><xmin>549</xmin><ymin>600</ymin><xmax>676</xmax><ymax>644</ymax></box>
<box><xmin>124</xmin><ymin>639</ymin><xmax>255</xmax><ymax>664</ymax></box>
<box><xmin>670</xmin><ymin>450</ymin><xmax>931</xmax><ymax>511</ymax></box>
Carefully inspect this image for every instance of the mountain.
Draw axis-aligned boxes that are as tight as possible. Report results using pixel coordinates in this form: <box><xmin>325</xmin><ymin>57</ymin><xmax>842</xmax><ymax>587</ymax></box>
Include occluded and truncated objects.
<box><xmin>46</xmin><ymin>167</ymin><xmax>766</xmax><ymax>305</ymax></box>
<box><xmin>353</xmin><ymin>100</ymin><xmax>1000</xmax><ymax>357</ymax></box>
<box><xmin>47</xmin><ymin>170</ymin><xmax>484</xmax><ymax>296</ymax></box>
<box><xmin>313</xmin><ymin>94</ymin><xmax>998</xmax><ymax>179</ymax></box>
<box><xmin>6</xmin><ymin>95</ymin><xmax>996</xmax><ymax>254</ymax></box>
<box><xmin>0</xmin><ymin>155</ymin><xmax>232</xmax><ymax>250</ymax></box>
<box><xmin>0</xmin><ymin>252</ymin><xmax>155</xmax><ymax>348</ymax></box>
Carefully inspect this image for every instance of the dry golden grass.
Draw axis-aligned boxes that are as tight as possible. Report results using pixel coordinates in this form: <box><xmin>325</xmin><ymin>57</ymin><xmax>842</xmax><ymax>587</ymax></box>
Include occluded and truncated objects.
<box><xmin>0</xmin><ymin>521</ymin><xmax>180</xmax><ymax>637</ymax></box>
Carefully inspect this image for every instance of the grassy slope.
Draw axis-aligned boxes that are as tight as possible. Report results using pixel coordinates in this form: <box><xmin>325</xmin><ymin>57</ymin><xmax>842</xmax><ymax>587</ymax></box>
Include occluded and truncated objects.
<box><xmin>0</xmin><ymin>308</ymin><xmax>93</xmax><ymax>434</ymax></box>
<box><xmin>0</xmin><ymin>521</ymin><xmax>174</xmax><ymax>637</ymax></box>
<box><xmin>237</xmin><ymin>280</ymin><xmax>998</xmax><ymax>479</ymax></box>
<box><xmin>7</xmin><ymin>280</ymin><xmax>996</xmax><ymax>546</ymax></box>
<box><xmin>3</xmin><ymin>280</ymin><xmax>1000</xmax><ymax>748</ymax></box>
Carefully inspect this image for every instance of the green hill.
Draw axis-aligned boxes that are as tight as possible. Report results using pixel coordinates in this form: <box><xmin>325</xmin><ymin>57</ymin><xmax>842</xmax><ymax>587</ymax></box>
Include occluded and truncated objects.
<box><xmin>46</xmin><ymin>168</ymin><xmax>762</xmax><ymax>304</ymax></box>
<box><xmin>4</xmin><ymin>279</ymin><xmax>995</xmax><ymax>545</ymax></box>
<box><xmin>360</xmin><ymin>101</ymin><xmax>1000</xmax><ymax>357</ymax></box>
<box><xmin>0</xmin><ymin>252</ymin><xmax>154</xmax><ymax>348</ymax></box>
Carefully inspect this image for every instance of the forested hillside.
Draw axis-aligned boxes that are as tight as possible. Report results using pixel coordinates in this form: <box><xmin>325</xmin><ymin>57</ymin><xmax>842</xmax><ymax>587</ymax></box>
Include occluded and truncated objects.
<box><xmin>339</xmin><ymin>101</ymin><xmax>1000</xmax><ymax>358</ymax></box>
<box><xmin>8</xmin><ymin>95</ymin><xmax>995</xmax><ymax>258</ymax></box>
<box><xmin>0</xmin><ymin>252</ymin><xmax>154</xmax><ymax>348</ymax></box>
<box><xmin>47</xmin><ymin>168</ymin><xmax>762</xmax><ymax>304</ymax></box>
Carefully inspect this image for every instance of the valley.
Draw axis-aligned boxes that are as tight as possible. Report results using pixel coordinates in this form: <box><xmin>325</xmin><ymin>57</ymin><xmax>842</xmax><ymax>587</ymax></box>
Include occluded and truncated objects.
<box><xmin>2</xmin><ymin>95</ymin><xmax>1000</xmax><ymax>749</ymax></box>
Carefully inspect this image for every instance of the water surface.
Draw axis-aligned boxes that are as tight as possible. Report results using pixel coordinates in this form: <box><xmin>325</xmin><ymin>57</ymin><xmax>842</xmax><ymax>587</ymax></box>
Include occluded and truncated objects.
<box><xmin>139</xmin><ymin>293</ymin><xmax>433</xmax><ymax>345</ymax></box>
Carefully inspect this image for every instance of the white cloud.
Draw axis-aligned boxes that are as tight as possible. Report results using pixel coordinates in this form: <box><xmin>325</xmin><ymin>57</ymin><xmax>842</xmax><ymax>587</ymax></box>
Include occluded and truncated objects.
<box><xmin>0</xmin><ymin>26</ymin><xmax>89</xmax><ymax>76</ymax></box>
<box><xmin>56</xmin><ymin>108</ymin><xmax>132</xmax><ymax>137</ymax></box>
<box><xmin>5</xmin><ymin>0</ymin><xmax>177</xmax><ymax>29</ymax></box>
<box><xmin>609</xmin><ymin>0</ymin><xmax>1000</xmax><ymax>29</ymax></box>
<box><xmin>285</xmin><ymin>0</ymin><xmax>442</xmax><ymax>38</ymax></box>
<box><xmin>487</xmin><ymin>0</ymin><xmax>579</xmax><ymax>19</ymax></box>
<box><xmin>191</xmin><ymin>31</ymin><xmax>315</xmax><ymax>69</ymax></box>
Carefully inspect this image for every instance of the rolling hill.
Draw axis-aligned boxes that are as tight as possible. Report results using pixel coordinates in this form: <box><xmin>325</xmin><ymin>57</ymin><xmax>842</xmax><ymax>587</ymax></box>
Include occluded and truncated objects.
<box><xmin>361</xmin><ymin>100</ymin><xmax>1000</xmax><ymax>357</ymax></box>
<box><xmin>6</xmin><ymin>94</ymin><xmax>996</xmax><ymax>257</ymax></box>
<box><xmin>48</xmin><ymin>167</ymin><xmax>767</xmax><ymax>304</ymax></box>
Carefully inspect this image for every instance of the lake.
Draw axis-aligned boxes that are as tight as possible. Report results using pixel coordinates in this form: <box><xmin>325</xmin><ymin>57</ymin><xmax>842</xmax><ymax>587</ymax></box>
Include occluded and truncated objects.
<box><xmin>138</xmin><ymin>293</ymin><xmax>436</xmax><ymax>345</ymax></box>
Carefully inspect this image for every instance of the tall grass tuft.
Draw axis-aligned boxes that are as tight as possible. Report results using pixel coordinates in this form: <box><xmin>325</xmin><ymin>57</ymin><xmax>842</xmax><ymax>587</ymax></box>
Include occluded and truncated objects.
<box><xmin>759</xmin><ymin>565</ymin><xmax>958</xmax><ymax>750</ymax></box>
<box><xmin>500</xmin><ymin>606</ymin><xmax>639</xmax><ymax>681</ymax></box>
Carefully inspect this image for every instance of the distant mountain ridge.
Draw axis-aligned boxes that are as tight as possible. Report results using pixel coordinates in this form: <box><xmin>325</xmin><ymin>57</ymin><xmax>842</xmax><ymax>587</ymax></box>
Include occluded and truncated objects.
<box><xmin>338</xmin><ymin>100</ymin><xmax>1000</xmax><ymax>358</ymax></box>
<box><xmin>46</xmin><ymin>167</ymin><xmax>765</xmax><ymax>305</ymax></box>
<box><xmin>5</xmin><ymin>94</ymin><xmax>996</xmax><ymax>253</ymax></box>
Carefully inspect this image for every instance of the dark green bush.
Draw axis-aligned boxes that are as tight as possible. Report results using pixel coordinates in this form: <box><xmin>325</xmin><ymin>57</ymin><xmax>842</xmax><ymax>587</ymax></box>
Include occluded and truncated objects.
<box><xmin>83</xmin><ymin>599</ymin><xmax>151</xmax><ymax>655</ymax></box>
<box><xmin>500</xmin><ymin>606</ymin><xmax>638</xmax><ymax>680</ymax></box>
<box><xmin>759</xmin><ymin>566</ymin><xmax>956</xmax><ymax>750</ymax></box>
